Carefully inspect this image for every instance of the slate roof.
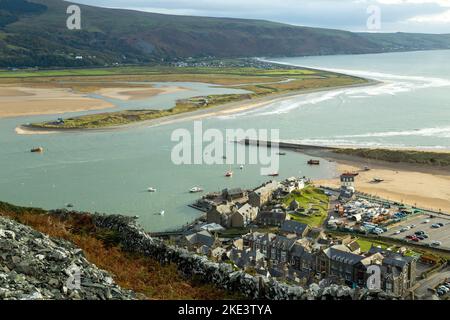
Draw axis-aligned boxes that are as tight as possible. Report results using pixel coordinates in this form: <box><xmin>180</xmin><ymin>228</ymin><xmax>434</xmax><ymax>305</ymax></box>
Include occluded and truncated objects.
<box><xmin>257</xmin><ymin>211</ymin><xmax>286</xmax><ymax>221</ymax></box>
<box><xmin>281</xmin><ymin>220</ymin><xmax>309</xmax><ymax>235</ymax></box>
<box><xmin>185</xmin><ymin>230</ymin><xmax>215</xmax><ymax>247</ymax></box>
<box><xmin>272</xmin><ymin>235</ymin><xmax>297</xmax><ymax>251</ymax></box>
<box><xmin>327</xmin><ymin>247</ymin><xmax>364</xmax><ymax>265</ymax></box>
<box><xmin>225</xmin><ymin>188</ymin><xmax>245</xmax><ymax>196</ymax></box>
<box><xmin>383</xmin><ymin>256</ymin><xmax>409</xmax><ymax>269</ymax></box>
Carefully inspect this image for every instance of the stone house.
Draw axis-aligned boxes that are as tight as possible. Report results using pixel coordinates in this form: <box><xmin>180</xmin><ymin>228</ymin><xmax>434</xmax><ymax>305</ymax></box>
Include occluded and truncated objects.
<box><xmin>180</xmin><ymin>230</ymin><xmax>218</xmax><ymax>250</ymax></box>
<box><xmin>222</xmin><ymin>188</ymin><xmax>248</xmax><ymax>203</ymax></box>
<box><xmin>318</xmin><ymin>245</ymin><xmax>365</xmax><ymax>285</ymax></box>
<box><xmin>206</xmin><ymin>202</ymin><xmax>236</xmax><ymax>228</ymax></box>
<box><xmin>248</xmin><ymin>181</ymin><xmax>279</xmax><ymax>208</ymax></box>
<box><xmin>280</xmin><ymin>220</ymin><xmax>310</xmax><ymax>238</ymax></box>
<box><xmin>381</xmin><ymin>254</ymin><xmax>416</xmax><ymax>297</ymax></box>
<box><xmin>256</xmin><ymin>210</ymin><xmax>287</xmax><ymax>227</ymax></box>
<box><xmin>230</xmin><ymin>203</ymin><xmax>258</xmax><ymax>228</ymax></box>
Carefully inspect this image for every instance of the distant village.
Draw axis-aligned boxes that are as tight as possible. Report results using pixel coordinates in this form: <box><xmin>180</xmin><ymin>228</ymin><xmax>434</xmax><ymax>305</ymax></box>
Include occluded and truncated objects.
<box><xmin>153</xmin><ymin>172</ymin><xmax>450</xmax><ymax>299</ymax></box>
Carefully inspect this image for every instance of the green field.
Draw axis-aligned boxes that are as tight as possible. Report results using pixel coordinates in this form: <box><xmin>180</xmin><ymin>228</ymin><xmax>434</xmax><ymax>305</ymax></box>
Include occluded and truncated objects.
<box><xmin>24</xmin><ymin>64</ymin><xmax>366</xmax><ymax>129</ymax></box>
<box><xmin>283</xmin><ymin>186</ymin><xmax>330</xmax><ymax>227</ymax></box>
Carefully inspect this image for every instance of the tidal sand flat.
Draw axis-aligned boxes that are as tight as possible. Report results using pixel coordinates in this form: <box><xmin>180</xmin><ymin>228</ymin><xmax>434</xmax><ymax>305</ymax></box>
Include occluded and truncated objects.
<box><xmin>95</xmin><ymin>86</ymin><xmax>187</xmax><ymax>101</ymax></box>
<box><xmin>0</xmin><ymin>86</ymin><xmax>114</xmax><ymax>118</ymax></box>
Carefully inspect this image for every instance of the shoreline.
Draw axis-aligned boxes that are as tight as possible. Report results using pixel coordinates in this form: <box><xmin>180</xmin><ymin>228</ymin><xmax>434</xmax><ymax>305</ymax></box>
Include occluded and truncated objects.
<box><xmin>16</xmin><ymin>79</ymin><xmax>379</xmax><ymax>134</ymax></box>
<box><xmin>307</xmin><ymin>148</ymin><xmax>450</xmax><ymax>214</ymax></box>
<box><xmin>244</xmin><ymin>139</ymin><xmax>450</xmax><ymax>213</ymax></box>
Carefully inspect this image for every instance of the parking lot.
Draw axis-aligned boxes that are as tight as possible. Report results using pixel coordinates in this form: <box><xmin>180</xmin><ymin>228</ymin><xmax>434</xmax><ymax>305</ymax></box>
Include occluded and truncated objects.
<box><xmin>385</xmin><ymin>214</ymin><xmax>450</xmax><ymax>250</ymax></box>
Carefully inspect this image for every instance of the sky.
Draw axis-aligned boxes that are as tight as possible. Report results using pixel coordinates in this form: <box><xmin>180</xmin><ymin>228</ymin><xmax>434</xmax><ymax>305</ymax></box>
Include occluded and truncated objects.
<box><xmin>70</xmin><ymin>0</ymin><xmax>450</xmax><ymax>33</ymax></box>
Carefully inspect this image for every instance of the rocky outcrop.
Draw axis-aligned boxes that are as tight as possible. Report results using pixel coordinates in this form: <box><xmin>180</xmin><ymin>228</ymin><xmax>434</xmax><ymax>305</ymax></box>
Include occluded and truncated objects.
<box><xmin>0</xmin><ymin>216</ymin><xmax>134</xmax><ymax>300</ymax></box>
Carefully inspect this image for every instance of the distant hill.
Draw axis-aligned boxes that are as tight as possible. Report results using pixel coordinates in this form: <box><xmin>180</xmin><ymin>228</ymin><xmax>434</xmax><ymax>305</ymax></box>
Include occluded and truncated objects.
<box><xmin>1</xmin><ymin>0</ymin><xmax>450</xmax><ymax>68</ymax></box>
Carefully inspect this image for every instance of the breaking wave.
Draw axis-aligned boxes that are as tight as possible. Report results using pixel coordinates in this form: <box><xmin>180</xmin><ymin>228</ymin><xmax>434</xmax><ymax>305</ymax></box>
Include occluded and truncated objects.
<box><xmin>215</xmin><ymin>58</ymin><xmax>450</xmax><ymax>118</ymax></box>
<box><xmin>337</xmin><ymin>126</ymin><xmax>450</xmax><ymax>139</ymax></box>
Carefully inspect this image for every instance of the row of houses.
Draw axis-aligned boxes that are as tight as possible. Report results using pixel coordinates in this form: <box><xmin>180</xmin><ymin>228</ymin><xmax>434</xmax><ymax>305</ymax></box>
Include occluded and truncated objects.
<box><xmin>206</xmin><ymin>178</ymin><xmax>305</xmax><ymax>229</ymax></box>
<box><xmin>241</xmin><ymin>229</ymin><xmax>416</xmax><ymax>296</ymax></box>
<box><xmin>177</xmin><ymin>214</ymin><xmax>416</xmax><ymax>297</ymax></box>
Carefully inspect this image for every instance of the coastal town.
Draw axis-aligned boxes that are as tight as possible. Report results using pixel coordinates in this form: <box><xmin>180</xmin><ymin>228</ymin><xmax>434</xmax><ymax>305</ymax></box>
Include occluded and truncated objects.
<box><xmin>153</xmin><ymin>171</ymin><xmax>450</xmax><ymax>300</ymax></box>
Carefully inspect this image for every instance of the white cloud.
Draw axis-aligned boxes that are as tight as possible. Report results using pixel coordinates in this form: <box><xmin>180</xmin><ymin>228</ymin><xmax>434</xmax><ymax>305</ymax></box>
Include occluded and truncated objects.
<box><xmin>71</xmin><ymin>0</ymin><xmax>450</xmax><ymax>32</ymax></box>
<box><xmin>409</xmin><ymin>8</ymin><xmax>450</xmax><ymax>22</ymax></box>
<box><xmin>376</xmin><ymin>0</ymin><xmax>450</xmax><ymax>6</ymax></box>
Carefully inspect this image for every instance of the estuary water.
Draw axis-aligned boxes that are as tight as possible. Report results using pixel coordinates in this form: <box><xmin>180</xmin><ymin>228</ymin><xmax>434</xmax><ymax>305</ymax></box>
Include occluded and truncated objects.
<box><xmin>1</xmin><ymin>50</ymin><xmax>449</xmax><ymax>231</ymax></box>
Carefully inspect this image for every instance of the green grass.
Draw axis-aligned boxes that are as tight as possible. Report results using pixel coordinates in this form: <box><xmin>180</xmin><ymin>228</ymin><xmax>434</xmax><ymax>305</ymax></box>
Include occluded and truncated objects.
<box><xmin>283</xmin><ymin>186</ymin><xmax>329</xmax><ymax>227</ymax></box>
<box><xmin>334</xmin><ymin>148</ymin><xmax>450</xmax><ymax>167</ymax></box>
<box><xmin>356</xmin><ymin>239</ymin><xmax>389</xmax><ymax>252</ymax></box>
<box><xmin>25</xmin><ymin>65</ymin><xmax>365</xmax><ymax>130</ymax></box>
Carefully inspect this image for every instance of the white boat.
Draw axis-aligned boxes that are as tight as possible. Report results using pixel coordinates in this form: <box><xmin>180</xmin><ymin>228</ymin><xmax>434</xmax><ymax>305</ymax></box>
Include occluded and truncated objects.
<box><xmin>189</xmin><ymin>187</ymin><xmax>204</xmax><ymax>193</ymax></box>
<box><xmin>158</xmin><ymin>210</ymin><xmax>165</xmax><ymax>216</ymax></box>
<box><xmin>239</xmin><ymin>165</ymin><xmax>244</xmax><ymax>170</ymax></box>
<box><xmin>225</xmin><ymin>171</ymin><xmax>233</xmax><ymax>177</ymax></box>
<box><xmin>148</xmin><ymin>187</ymin><xmax>157</xmax><ymax>192</ymax></box>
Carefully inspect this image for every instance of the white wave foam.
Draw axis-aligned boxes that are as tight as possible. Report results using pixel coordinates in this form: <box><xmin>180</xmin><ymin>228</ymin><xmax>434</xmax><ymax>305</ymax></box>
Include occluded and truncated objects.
<box><xmin>219</xmin><ymin>59</ymin><xmax>450</xmax><ymax>119</ymax></box>
<box><xmin>338</xmin><ymin>126</ymin><xmax>450</xmax><ymax>139</ymax></box>
<box><xmin>283</xmin><ymin>138</ymin><xmax>449</xmax><ymax>151</ymax></box>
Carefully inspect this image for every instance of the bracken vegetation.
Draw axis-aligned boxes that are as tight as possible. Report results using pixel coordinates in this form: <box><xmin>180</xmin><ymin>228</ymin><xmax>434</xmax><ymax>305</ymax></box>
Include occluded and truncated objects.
<box><xmin>0</xmin><ymin>201</ymin><xmax>240</xmax><ymax>300</ymax></box>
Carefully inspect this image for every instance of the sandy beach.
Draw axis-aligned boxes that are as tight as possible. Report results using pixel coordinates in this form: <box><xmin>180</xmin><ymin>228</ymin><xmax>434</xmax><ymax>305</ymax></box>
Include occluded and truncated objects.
<box><xmin>0</xmin><ymin>86</ymin><xmax>114</xmax><ymax>118</ymax></box>
<box><xmin>95</xmin><ymin>86</ymin><xmax>186</xmax><ymax>101</ymax></box>
<box><xmin>314</xmin><ymin>153</ymin><xmax>450</xmax><ymax>214</ymax></box>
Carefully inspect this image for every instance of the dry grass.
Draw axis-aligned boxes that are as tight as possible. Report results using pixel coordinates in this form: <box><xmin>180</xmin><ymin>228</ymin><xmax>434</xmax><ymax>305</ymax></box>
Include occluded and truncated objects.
<box><xmin>0</xmin><ymin>202</ymin><xmax>238</xmax><ymax>300</ymax></box>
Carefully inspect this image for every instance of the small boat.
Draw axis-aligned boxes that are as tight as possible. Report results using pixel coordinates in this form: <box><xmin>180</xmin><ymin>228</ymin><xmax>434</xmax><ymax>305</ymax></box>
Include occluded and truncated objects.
<box><xmin>31</xmin><ymin>147</ymin><xmax>44</xmax><ymax>153</ymax></box>
<box><xmin>225</xmin><ymin>171</ymin><xmax>233</xmax><ymax>177</ymax></box>
<box><xmin>157</xmin><ymin>210</ymin><xmax>165</xmax><ymax>216</ymax></box>
<box><xmin>277</xmin><ymin>152</ymin><xmax>287</xmax><ymax>156</ymax></box>
<box><xmin>189</xmin><ymin>187</ymin><xmax>204</xmax><ymax>193</ymax></box>
<box><xmin>307</xmin><ymin>159</ymin><xmax>320</xmax><ymax>165</ymax></box>
<box><xmin>268</xmin><ymin>173</ymin><xmax>279</xmax><ymax>177</ymax></box>
<box><xmin>148</xmin><ymin>187</ymin><xmax>157</xmax><ymax>192</ymax></box>
<box><xmin>66</xmin><ymin>203</ymin><xmax>74</xmax><ymax>208</ymax></box>
<box><xmin>372</xmin><ymin>178</ymin><xmax>384</xmax><ymax>183</ymax></box>
<box><xmin>239</xmin><ymin>165</ymin><xmax>244</xmax><ymax>170</ymax></box>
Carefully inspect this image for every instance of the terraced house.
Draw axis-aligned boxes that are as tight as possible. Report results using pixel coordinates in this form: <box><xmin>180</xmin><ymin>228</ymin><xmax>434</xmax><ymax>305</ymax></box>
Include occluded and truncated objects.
<box><xmin>242</xmin><ymin>231</ymin><xmax>417</xmax><ymax>296</ymax></box>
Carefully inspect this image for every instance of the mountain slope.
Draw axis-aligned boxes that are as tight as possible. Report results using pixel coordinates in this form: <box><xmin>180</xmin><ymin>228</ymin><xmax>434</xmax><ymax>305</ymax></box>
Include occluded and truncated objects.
<box><xmin>1</xmin><ymin>0</ymin><xmax>450</xmax><ymax>67</ymax></box>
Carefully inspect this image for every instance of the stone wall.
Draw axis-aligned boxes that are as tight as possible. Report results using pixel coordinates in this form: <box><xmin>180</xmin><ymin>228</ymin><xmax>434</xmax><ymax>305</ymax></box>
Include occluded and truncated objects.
<box><xmin>93</xmin><ymin>214</ymin><xmax>397</xmax><ymax>300</ymax></box>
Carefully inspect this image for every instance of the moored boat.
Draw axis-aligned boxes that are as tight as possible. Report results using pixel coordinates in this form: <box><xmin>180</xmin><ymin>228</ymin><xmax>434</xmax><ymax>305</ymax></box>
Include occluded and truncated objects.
<box><xmin>31</xmin><ymin>147</ymin><xmax>44</xmax><ymax>153</ymax></box>
<box><xmin>307</xmin><ymin>159</ymin><xmax>320</xmax><ymax>165</ymax></box>
<box><xmin>148</xmin><ymin>187</ymin><xmax>157</xmax><ymax>192</ymax></box>
<box><xmin>189</xmin><ymin>186</ymin><xmax>204</xmax><ymax>193</ymax></box>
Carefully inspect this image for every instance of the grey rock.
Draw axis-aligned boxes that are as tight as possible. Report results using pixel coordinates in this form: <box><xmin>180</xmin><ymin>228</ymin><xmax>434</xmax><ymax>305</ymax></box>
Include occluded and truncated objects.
<box><xmin>0</xmin><ymin>216</ymin><xmax>135</xmax><ymax>300</ymax></box>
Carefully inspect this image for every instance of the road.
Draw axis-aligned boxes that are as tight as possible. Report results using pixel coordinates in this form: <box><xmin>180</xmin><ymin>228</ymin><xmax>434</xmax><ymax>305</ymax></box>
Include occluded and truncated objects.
<box><xmin>413</xmin><ymin>266</ymin><xmax>450</xmax><ymax>299</ymax></box>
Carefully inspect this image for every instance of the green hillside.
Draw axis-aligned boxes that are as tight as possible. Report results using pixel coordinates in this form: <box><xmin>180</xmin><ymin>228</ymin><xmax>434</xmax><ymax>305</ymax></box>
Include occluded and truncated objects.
<box><xmin>1</xmin><ymin>0</ymin><xmax>450</xmax><ymax>68</ymax></box>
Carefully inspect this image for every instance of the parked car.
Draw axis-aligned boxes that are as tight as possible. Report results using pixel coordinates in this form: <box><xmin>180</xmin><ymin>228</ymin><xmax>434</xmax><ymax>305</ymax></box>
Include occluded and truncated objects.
<box><xmin>422</xmin><ymin>234</ymin><xmax>429</xmax><ymax>239</ymax></box>
<box><xmin>437</xmin><ymin>289</ymin><xmax>445</xmax><ymax>296</ymax></box>
<box><xmin>415</xmin><ymin>231</ymin><xmax>425</xmax><ymax>236</ymax></box>
<box><xmin>410</xmin><ymin>224</ymin><xmax>416</xmax><ymax>228</ymax></box>
<box><xmin>422</xmin><ymin>219</ymin><xmax>430</xmax><ymax>224</ymax></box>
<box><xmin>431</xmin><ymin>224</ymin><xmax>441</xmax><ymax>228</ymax></box>
<box><xmin>411</xmin><ymin>238</ymin><xmax>420</xmax><ymax>242</ymax></box>
<box><xmin>401</xmin><ymin>227</ymin><xmax>410</xmax><ymax>232</ymax></box>
<box><xmin>394</xmin><ymin>231</ymin><xmax>401</xmax><ymax>235</ymax></box>
<box><xmin>406</xmin><ymin>235</ymin><xmax>414</xmax><ymax>239</ymax></box>
<box><xmin>437</xmin><ymin>223</ymin><xmax>444</xmax><ymax>227</ymax></box>
<box><xmin>417</xmin><ymin>236</ymin><xmax>425</xmax><ymax>240</ymax></box>
<box><xmin>431</xmin><ymin>241</ymin><xmax>442</xmax><ymax>246</ymax></box>
<box><xmin>439</xmin><ymin>286</ymin><xmax>449</xmax><ymax>293</ymax></box>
